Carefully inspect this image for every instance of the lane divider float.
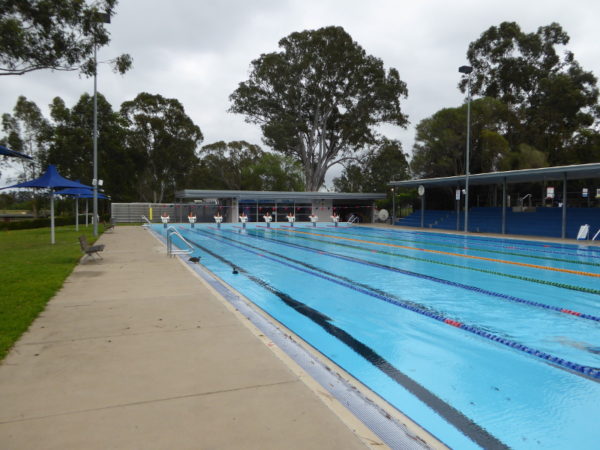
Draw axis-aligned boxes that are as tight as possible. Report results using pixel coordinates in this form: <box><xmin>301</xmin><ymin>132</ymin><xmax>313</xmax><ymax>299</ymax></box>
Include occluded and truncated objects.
<box><xmin>282</xmin><ymin>228</ymin><xmax>600</xmax><ymax>278</ymax></box>
<box><xmin>190</xmin><ymin>228</ymin><xmax>600</xmax><ymax>382</ymax></box>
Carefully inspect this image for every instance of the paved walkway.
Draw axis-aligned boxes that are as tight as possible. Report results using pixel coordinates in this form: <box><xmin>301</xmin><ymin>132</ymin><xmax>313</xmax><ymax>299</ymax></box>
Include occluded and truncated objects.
<box><xmin>0</xmin><ymin>227</ymin><xmax>377</xmax><ymax>449</ymax></box>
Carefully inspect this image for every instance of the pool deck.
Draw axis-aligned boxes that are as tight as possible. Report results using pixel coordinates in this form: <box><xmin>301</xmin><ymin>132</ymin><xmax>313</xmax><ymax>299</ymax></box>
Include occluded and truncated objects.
<box><xmin>0</xmin><ymin>226</ymin><xmax>382</xmax><ymax>449</ymax></box>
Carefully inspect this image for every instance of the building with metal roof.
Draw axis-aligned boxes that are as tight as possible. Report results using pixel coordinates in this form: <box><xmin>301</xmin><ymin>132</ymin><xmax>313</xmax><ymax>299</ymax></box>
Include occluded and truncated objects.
<box><xmin>389</xmin><ymin>163</ymin><xmax>600</xmax><ymax>238</ymax></box>
<box><xmin>171</xmin><ymin>189</ymin><xmax>387</xmax><ymax>224</ymax></box>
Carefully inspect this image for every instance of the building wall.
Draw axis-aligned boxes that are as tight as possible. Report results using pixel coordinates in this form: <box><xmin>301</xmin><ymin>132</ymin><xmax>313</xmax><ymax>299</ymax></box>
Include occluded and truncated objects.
<box><xmin>311</xmin><ymin>199</ymin><xmax>333</xmax><ymax>221</ymax></box>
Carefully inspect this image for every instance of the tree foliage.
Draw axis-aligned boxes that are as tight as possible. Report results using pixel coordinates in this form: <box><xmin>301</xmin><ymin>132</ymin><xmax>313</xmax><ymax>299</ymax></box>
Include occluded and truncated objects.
<box><xmin>120</xmin><ymin>93</ymin><xmax>203</xmax><ymax>203</ymax></box>
<box><xmin>460</xmin><ymin>21</ymin><xmax>600</xmax><ymax>165</ymax></box>
<box><xmin>0</xmin><ymin>0</ymin><xmax>132</xmax><ymax>76</ymax></box>
<box><xmin>411</xmin><ymin>97</ymin><xmax>513</xmax><ymax>178</ymax></box>
<box><xmin>334</xmin><ymin>138</ymin><xmax>409</xmax><ymax>192</ymax></box>
<box><xmin>190</xmin><ymin>141</ymin><xmax>304</xmax><ymax>191</ymax></box>
<box><xmin>229</xmin><ymin>26</ymin><xmax>408</xmax><ymax>191</ymax></box>
<box><xmin>46</xmin><ymin>93</ymin><xmax>143</xmax><ymax>201</ymax></box>
<box><xmin>1</xmin><ymin>96</ymin><xmax>50</xmax><ymax>181</ymax></box>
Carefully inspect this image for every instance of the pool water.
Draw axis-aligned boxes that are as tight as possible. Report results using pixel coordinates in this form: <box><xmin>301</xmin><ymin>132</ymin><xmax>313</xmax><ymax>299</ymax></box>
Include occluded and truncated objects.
<box><xmin>156</xmin><ymin>223</ymin><xmax>600</xmax><ymax>449</ymax></box>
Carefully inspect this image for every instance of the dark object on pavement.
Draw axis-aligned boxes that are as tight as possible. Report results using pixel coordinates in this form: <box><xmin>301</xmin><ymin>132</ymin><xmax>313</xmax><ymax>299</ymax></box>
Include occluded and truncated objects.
<box><xmin>189</xmin><ymin>256</ymin><xmax>201</xmax><ymax>263</ymax></box>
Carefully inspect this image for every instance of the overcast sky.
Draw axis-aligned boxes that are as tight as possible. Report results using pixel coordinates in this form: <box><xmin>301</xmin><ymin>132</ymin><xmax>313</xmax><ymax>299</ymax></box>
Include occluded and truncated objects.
<box><xmin>2</xmin><ymin>0</ymin><xmax>600</xmax><ymax>187</ymax></box>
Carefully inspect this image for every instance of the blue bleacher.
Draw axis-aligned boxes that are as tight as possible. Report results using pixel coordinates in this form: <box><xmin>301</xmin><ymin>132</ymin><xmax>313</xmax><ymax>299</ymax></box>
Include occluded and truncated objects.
<box><xmin>395</xmin><ymin>207</ymin><xmax>600</xmax><ymax>239</ymax></box>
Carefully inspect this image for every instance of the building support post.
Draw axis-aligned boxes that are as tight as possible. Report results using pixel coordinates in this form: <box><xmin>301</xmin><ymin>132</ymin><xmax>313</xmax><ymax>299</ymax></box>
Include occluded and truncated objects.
<box><xmin>502</xmin><ymin>177</ymin><xmax>507</xmax><ymax>235</ymax></box>
<box><xmin>420</xmin><ymin>193</ymin><xmax>425</xmax><ymax>228</ymax></box>
<box><xmin>562</xmin><ymin>172</ymin><xmax>567</xmax><ymax>239</ymax></box>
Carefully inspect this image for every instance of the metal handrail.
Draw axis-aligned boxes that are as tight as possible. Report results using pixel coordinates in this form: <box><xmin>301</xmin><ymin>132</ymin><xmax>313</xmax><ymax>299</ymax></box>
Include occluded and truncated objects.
<box><xmin>166</xmin><ymin>226</ymin><xmax>194</xmax><ymax>257</ymax></box>
<box><xmin>347</xmin><ymin>214</ymin><xmax>359</xmax><ymax>224</ymax></box>
<box><xmin>141</xmin><ymin>215</ymin><xmax>152</xmax><ymax>227</ymax></box>
<box><xmin>519</xmin><ymin>194</ymin><xmax>532</xmax><ymax>207</ymax></box>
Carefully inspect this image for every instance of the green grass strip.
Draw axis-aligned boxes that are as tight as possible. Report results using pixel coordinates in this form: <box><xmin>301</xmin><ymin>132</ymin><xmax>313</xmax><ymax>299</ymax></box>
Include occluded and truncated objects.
<box><xmin>0</xmin><ymin>226</ymin><xmax>101</xmax><ymax>361</ymax></box>
<box><xmin>261</xmin><ymin>228</ymin><xmax>600</xmax><ymax>296</ymax></box>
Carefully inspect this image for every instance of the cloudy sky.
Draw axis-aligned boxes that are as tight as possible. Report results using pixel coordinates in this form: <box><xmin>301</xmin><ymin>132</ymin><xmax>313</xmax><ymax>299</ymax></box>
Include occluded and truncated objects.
<box><xmin>2</xmin><ymin>0</ymin><xmax>599</xmax><ymax>187</ymax></box>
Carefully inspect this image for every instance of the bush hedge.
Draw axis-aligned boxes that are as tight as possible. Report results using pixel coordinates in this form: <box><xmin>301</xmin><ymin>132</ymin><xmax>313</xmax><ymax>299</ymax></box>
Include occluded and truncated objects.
<box><xmin>0</xmin><ymin>217</ymin><xmax>76</xmax><ymax>231</ymax></box>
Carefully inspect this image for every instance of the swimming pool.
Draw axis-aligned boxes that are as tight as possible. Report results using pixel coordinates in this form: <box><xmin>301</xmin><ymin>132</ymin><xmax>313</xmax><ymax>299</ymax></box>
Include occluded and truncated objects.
<box><xmin>155</xmin><ymin>223</ymin><xmax>600</xmax><ymax>449</ymax></box>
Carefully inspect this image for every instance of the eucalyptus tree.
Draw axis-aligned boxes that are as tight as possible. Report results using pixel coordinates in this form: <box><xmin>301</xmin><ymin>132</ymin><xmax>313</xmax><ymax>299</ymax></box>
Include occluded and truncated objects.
<box><xmin>0</xmin><ymin>0</ymin><xmax>131</xmax><ymax>76</ymax></box>
<box><xmin>230</xmin><ymin>26</ymin><xmax>408</xmax><ymax>191</ymax></box>
<box><xmin>191</xmin><ymin>141</ymin><xmax>305</xmax><ymax>191</ymax></box>
<box><xmin>1</xmin><ymin>96</ymin><xmax>50</xmax><ymax>181</ymax></box>
<box><xmin>411</xmin><ymin>97</ymin><xmax>512</xmax><ymax>179</ymax></box>
<box><xmin>461</xmin><ymin>21</ymin><xmax>600</xmax><ymax>165</ymax></box>
<box><xmin>334</xmin><ymin>138</ymin><xmax>409</xmax><ymax>193</ymax></box>
<box><xmin>47</xmin><ymin>93</ymin><xmax>141</xmax><ymax>201</ymax></box>
<box><xmin>197</xmin><ymin>140</ymin><xmax>263</xmax><ymax>190</ymax></box>
<box><xmin>120</xmin><ymin>93</ymin><xmax>203</xmax><ymax>203</ymax></box>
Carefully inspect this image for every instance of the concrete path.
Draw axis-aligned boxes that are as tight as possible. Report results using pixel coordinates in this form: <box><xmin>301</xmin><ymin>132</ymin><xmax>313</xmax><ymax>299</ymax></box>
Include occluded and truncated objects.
<box><xmin>0</xmin><ymin>227</ymin><xmax>376</xmax><ymax>449</ymax></box>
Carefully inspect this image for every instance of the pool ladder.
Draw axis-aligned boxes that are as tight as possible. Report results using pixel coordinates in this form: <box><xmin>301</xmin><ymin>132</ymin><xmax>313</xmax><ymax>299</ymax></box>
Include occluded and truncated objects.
<box><xmin>166</xmin><ymin>226</ymin><xmax>194</xmax><ymax>258</ymax></box>
<box><xmin>141</xmin><ymin>215</ymin><xmax>152</xmax><ymax>227</ymax></box>
<box><xmin>347</xmin><ymin>214</ymin><xmax>359</xmax><ymax>224</ymax></box>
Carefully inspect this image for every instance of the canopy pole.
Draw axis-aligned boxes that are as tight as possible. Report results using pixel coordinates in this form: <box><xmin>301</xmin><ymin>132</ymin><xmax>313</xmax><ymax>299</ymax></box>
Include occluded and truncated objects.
<box><xmin>50</xmin><ymin>190</ymin><xmax>55</xmax><ymax>244</ymax></box>
<box><xmin>76</xmin><ymin>197</ymin><xmax>79</xmax><ymax>232</ymax></box>
<box><xmin>502</xmin><ymin>177</ymin><xmax>507</xmax><ymax>235</ymax></box>
<box><xmin>562</xmin><ymin>172</ymin><xmax>567</xmax><ymax>239</ymax></box>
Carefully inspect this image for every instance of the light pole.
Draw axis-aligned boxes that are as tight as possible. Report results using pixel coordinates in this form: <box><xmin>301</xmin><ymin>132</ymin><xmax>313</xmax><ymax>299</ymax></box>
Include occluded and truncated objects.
<box><xmin>459</xmin><ymin>65</ymin><xmax>473</xmax><ymax>233</ymax></box>
<box><xmin>93</xmin><ymin>12</ymin><xmax>111</xmax><ymax>237</ymax></box>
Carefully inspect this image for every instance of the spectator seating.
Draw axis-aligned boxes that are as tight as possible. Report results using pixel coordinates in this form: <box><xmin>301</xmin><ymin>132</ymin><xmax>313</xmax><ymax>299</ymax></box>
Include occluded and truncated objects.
<box><xmin>395</xmin><ymin>207</ymin><xmax>600</xmax><ymax>239</ymax></box>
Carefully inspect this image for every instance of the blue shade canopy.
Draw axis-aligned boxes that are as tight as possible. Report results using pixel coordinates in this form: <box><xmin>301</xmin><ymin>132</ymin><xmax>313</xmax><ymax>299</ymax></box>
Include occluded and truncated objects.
<box><xmin>0</xmin><ymin>144</ymin><xmax>33</xmax><ymax>160</ymax></box>
<box><xmin>0</xmin><ymin>165</ymin><xmax>91</xmax><ymax>190</ymax></box>
<box><xmin>56</xmin><ymin>187</ymin><xmax>108</xmax><ymax>199</ymax></box>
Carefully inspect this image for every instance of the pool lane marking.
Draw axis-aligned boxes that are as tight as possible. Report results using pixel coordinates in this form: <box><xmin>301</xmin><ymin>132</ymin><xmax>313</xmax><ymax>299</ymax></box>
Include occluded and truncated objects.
<box><xmin>241</xmin><ymin>229</ymin><xmax>600</xmax><ymax>322</ymax></box>
<box><xmin>330</xmin><ymin>228</ymin><xmax>600</xmax><ymax>266</ymax></box>
<box><xmin>266</xmin><ymin>228</ymin><xmax>600</xmax><ymax>297</ymax></box>
<box><xmin>188</xmin><ymin>236</ymin><xmax>510</xmax><ymax>449</ymax></box>
<box><xmin>192</xmin><ymin>228</ymin><xmax>600</xmax><ymax>381</ymax></box>
<box><xmin>281</xmin><ymin>228</ymin><xmax>600</xmax><ymax>278</ymax></box>
<box><xmin>391</xmin><ymin>227</ymin><xmax>600</xmax><ymax>255</ymax></box>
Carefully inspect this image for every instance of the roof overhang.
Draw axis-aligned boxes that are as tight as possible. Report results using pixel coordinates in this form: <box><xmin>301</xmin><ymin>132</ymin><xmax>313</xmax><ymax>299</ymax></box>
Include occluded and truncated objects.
<box><xmin>175</xmin><ymin>189</ymin><xmax>386</xmax><ymax>202</ymax></box>
<box><xmin>389</xmin><ymin>163</ymin><xmax>600</xmax><ymax>189</ymax></box>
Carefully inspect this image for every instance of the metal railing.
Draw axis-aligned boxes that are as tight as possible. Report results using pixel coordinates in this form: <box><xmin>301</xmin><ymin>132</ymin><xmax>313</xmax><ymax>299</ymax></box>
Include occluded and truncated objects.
<box><xmin>347</xmin><ymin>214</ymin><xmax>359</xmax><ymax>224</ymax></box>
<box><xmin>166</xmin><ymin>226</ymin><xmax>194</xmax><ymax>257</ymax></box>
<box><xmin>519</xmin><ymin>194</ymin><xmax>532</xmax><ymax>208</ymax></box>
<box><xmin>141</xmin><ymin>215</ymin><xmax>152</xmax><ymax>227</ymax></box>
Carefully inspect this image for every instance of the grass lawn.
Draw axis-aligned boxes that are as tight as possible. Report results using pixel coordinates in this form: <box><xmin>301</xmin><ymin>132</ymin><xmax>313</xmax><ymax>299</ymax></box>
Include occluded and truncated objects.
<box><xmin>0</xmin><ymin>226</ymin><xmax>102</xmax><ymax>361</ymax></box>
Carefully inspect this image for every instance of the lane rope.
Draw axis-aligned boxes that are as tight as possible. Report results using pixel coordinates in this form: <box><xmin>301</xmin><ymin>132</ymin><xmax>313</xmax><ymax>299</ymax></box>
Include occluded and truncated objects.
<box><xmin>282</xmin><ymin>228</ymin><xmax>600</xmax><ymax>278</ymax></box>
<box><xmin>244</xmin><ymin>228</ymin><xmax>600</xmax><ymax>321</ymax></box>
<box><xmin>266</xmin><ymin>228</ymin><xmax>600</xmax><ymax>297</ymax></box>
<box><xmin>331</xmin><ymin>228</ymin><xmax>600</xmax><ymax>266</ymax></box>
<box><xmin>394</xmin><ymin>227</ymin><xmax>600</xmax><ymax>255</ymax></box>
<box><xmin>190</xmin><ymin>227</ymin><xmax>600</xmax><ymax>382</ymax></box>
<box><xmin>185</xmin><ymin>234</ymin><xmax>510</xmax><ymax>449</ymax></box>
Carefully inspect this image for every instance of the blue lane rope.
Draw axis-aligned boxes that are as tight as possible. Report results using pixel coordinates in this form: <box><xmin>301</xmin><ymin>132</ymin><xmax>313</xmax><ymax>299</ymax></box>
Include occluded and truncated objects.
<box><xmin>332</xmin><ymin>227</ymin><xmax>600</xmax><ymax>263</ymax></box>
<box><xmin>183</xmin><ymin>233</ymin><xmax>509</xmax><ymax>449</ymax></box>
<box><xmin>244</xmin><ymin>228</ymin><xmax>600</xmax><ymax>323</ymax></box>
<box><xmin>385</xmin><ymin>227</ymin><xmax>600</xmax><ymax>255</ymax></box>
<box><xmin>188</xmin><ymin>227</ymin><xmax>600</xmax><ymax>381</ymax></box>
<box><xmin>264</xmin><ymin>227</ymin><xmax>600</xmax><ymax>297</ymax></box>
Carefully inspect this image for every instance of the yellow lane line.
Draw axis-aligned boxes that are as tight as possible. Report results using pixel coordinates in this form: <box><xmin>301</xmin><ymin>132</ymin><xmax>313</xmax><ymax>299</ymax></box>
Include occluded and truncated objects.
<box><xmin>279</xmin><ymin>228</ymin><xmax>600</xmax><ymax>278</ymax></box>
